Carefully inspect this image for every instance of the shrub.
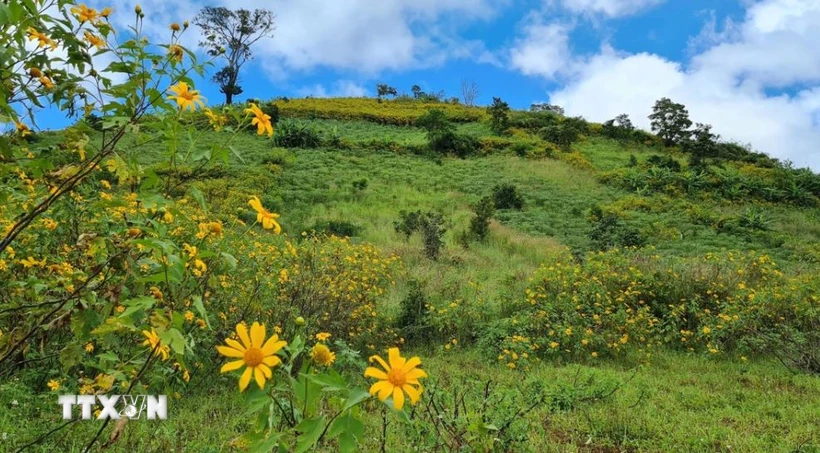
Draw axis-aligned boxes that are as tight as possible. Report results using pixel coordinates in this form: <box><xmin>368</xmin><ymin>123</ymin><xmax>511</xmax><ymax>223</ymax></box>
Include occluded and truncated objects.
<box><xmin>307</xmin><ymin>220</ymin><xmax>362</xmax><ymax>237</ymax></box>
<box><xmin>351</xmin><ymin>178</ymin><xmax>368</xmax><ymax>192</ymax></box>
<box><xmin>396</xmin><ymin>280</ymin><xmax>430</xmax><ymax>342</ymax></box>
<box><xmin>539</xmin><ymin>123</ymin><xmax>580</xmax><ymax>151</ymax></box>
<box><xmin>487</xmin><ymin>97</ymin><xmax>511</xmax><ymax>135</ymax></box>
<box><xmin>492</xmin><ymin>184</ymin><xmax>525</xmax><ymax>210</ymax></box>
<box><xmin>468</xmin><ymin>196</ymin><xmax>495</xmax><ymax>241</ymax></box>
<box><xmin>646</xmin><ymin>154</ymin><xmax>682</xmax><ymax>172</ymax></box>
<box><xmin>587</xmin><ymin>206</ymin><xmax>645</xmax><ymax>250</ymax></box>
<box><xmin>272</xmin><ymin>119</ymin><xmax>323</xmax><ymax>148</ymax></box>
<box><xmin>394</xmin><ymin>210</ymin><xmax>448</xmax><ymax>260</ymax></box>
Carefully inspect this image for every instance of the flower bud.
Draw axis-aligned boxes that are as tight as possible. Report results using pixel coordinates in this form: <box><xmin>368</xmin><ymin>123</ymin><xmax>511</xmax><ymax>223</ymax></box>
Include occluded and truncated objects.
<box><xmin>294</xmin><ymin>316</ymin><xmax>305</xmax><ymax>327</ymax></box>
<box><xmin>170</xmin><ymin>22</ymin><xmax>180</xmax><ymax>32</ymax></box>
<box><xmin>134</xmin><ymin>4</ymin><xmax>141</xmax><ymax>14</ymax></box>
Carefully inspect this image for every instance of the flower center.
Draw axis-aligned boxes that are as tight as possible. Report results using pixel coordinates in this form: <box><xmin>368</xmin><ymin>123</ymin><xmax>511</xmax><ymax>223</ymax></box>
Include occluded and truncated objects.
<box><xmin>181</xmin><ymin>91</ymin><xmax>195</xmax><ymax>101</ymax></box>
<box><xmin>387</xmin><ymin>368</ymin><xmax>407</xmax><ymax>387</ymax></box>
<box><xmin>244</xmin><ymin>347</ymin><xmax>264</xmax><ymax>367</ymax></box>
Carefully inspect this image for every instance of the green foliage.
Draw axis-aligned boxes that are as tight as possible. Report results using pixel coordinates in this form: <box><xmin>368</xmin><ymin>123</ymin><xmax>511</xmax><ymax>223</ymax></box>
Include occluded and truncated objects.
<box><xmin>492</xmin><ymin>183</ymin><xmax>525</xmax><ymax>210</ymax></box>
<box><xmin>396</xmin><ymin>280</ymin><xmax>429</xmax><ymax>342</ymax></box>
<box><xmin>487</xmin><ymin>97</ymin><xmax>511</xmax><ymax>135</ymax></box>
<box><xmin>649</xmin><ymin>97</ymin><xmax>693</xmax><ymax>146</ymax></box>
<box><xmin>601</xmin><ymin>113</ymin><xmax>635</xmax><ymax>142</ymax></box>
<box><xmin>468</xmin><ymin>196</ymin><xmax>495</xmax><ymax>241</ymax></box>
<box><xmin>394</xmin><ymin>210</ymin><xmax>447</xmax><ymax>260</ymax></box>
<box><xmin>587</xmin><ymin>205</ymin><xmax>646</xmax><ymax>250</ymax></box>
<box><xmin>646</xmin><ymin>154</ymin><xmax>682</xmax><ymax>171</ymax></box>
<box><xmin>307</xmin><ymin>220</ymin><xmax>362</xmax><ymax>237</ymax></box>
<box><xmin>273</xmin><ymin>119</ymin><xmax>323</xmax><ymax>148</ymax></box>
<box><xmin>539</xmin><ymin>123</ymin><xmax>580</xmax><ymax>151</ymax></box>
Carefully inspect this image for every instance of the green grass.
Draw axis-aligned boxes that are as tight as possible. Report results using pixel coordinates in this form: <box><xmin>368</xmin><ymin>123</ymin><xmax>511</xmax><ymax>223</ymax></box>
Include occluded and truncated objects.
<box><xmin>3</xmin><ymin>351</ymin><xmax>817</xmax><ymax>452</ymax></box>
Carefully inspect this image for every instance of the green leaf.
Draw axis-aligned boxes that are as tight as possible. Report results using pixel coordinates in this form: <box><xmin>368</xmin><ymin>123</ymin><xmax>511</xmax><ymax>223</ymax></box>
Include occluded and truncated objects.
<box><xmin>221</xmin><ymin>252</ymin><xmax>238</xmax><ymax>270</ymax></box>
<box><xmin>192</xmin><ymin>296</ymin><xmax>210</xmax><ymax>329</ymax></box>
<box><xmin>327</xmin><ymin>412</ymin><xmax>363</xmax><ymax>453</ymax></box>
<box><xmin>293</xmin><ymin>374</ymin><xmax>322</xmax><ymax>416</ymax></box>
<box><xmin>342</xmin><ymin>389</ymin><xmax>371</xmax><ymax>412</ymax></box>
<box><xmin>59</xmin><ymin>343</ymin><xmax>84</xmax><ymax>371</ymax></box>
<box><xmin>294</xmin><ymin>416</ymin><xmax>326</xmax><ymax>453</ymax></box>
<box><xmin>228</xmin><ymin>145</ymin><xmax>245</xmax><ymax>163</ymax></box>
<box><xmin>247</xmin><ymin>432</ymin><xmax>282</xmax><ymax>453</ymax></box>
<box><xmin>160</xmin><ymin>328</ymin><xmax>186</xmax><ymax>355</ymax></box>
<box><xmin>117</xmin><ymin>296</ymin><xmax>155</xmax><ymax>319</ymax></box>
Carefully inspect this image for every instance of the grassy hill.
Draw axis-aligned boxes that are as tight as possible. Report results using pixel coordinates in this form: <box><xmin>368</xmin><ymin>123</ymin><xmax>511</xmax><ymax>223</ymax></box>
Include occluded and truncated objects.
<box><xmin>2</xmin><ymin>97</ymin><xmax>819</xmax><ymax>452</ymax></box>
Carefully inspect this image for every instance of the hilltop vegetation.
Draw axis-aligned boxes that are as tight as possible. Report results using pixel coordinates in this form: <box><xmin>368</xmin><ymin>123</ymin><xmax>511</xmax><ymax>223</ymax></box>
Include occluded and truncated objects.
<box><xmin>1</xmin><ymin>6</ymin><xmax>818</xmax><ymax>452</ymax></box>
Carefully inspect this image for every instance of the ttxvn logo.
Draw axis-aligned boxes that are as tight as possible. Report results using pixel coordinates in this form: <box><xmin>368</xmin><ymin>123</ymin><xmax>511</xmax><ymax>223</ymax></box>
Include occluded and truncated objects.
<box><xmin>58</xmin><ymin>395</ymin><xmax>167</xmax><ymax>420</ymax></box>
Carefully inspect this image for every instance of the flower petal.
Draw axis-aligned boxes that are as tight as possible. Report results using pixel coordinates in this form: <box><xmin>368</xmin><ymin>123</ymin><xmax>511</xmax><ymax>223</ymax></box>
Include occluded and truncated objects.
<box><xmin>238</xmin><ymin>367</ymin><xmax>253</xmax><ymax>391</ymax></box>
<box><xmin>369</xmin><ymin>354</ymin><xmax>390</xmax><ymax>373</ymax></box>
<box><xmin>369</xmin><ymin>381</ymin><xmax>393</xmax><ymax>401</ymax></box>
<box><xmin>261</xmin><ymin>336</ymin><xmax>286</xmax><ymax>355</ymax></box>
<box><xmin>364</xmin><ymin>367</ymin><xmax>388</xmax><ymax>380</ymax></box>
<box><xmin>250</xmin><ymin>322</ymin><xmax>265</xmax><ymax>349</ymax></box>
<box><xmin>253</xmin><ymin>367</ymin><xmax>266</xmax><ymax>390</ymax></box>
<box><xmin>263</xmin><ymin>355</ymin><xmax>282</xmax><ymax>367</ymax></box>
<box><xmin>236</xmin><ymin>323</ymin><xmax>252</xmax><ymax>349</ymax></box>
<box><xmin>402</xmin><ymin>357</ymin><xmax>421</xmax><ymax>373</ymax></box>
<box><xmin>402</xmin><ymin>384</ymin><xmax>421</xmax><ymax>405</ymax></box>
<box><xmin>392</xmin><ymin>387</ymin><xmax>405</xmax><ymax>410</ymax></box>
<box><xmin>225</xmin><ymin>338</ymin><xmax>246</xmax><ymax>352</ymax></box>
<box><xmin>258</xmin><ymin>364</ymin><xmax>272</xmax><ymax>378</ymax></box>
<box><xmin>388</xmin><ymin>348</ymin><xmax>405</xmax><ymax>370</ymax></box>
<box><xmin>216</xmin><ymin>345</ymin><xmax>244</xmax><ymax>358</ymax></box>
<box><xmin>220</xmin><ymin>360</ymin><xmax>245</xmax><ymax>373</ymax></box>
<box><xmin>405</xmin><ymin>368</ymin><xmax>428</xmax><ymax>380</ymax></box>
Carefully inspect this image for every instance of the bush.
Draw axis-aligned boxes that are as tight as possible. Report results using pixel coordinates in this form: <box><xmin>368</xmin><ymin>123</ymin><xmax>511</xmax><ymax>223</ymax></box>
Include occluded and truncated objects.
<box><xmin>468</xmin><ymin>196</ymin><xmax>495</xmax><ymax>241</ymax></box>
<box><xmin>539</xmin><ymin>124</ymin><xmax>580</xmax><ymax>151</ymax></box>
<box><xmin>272</xmin><ymin>119</ymin><xmax>323</xmax><ymax>148</ymax></box>
<box><xmin>394</xmin><ymin>210</ymin><xmax>448</xmax><ymax>260</ymax></box>
<box><xmin>307</xmin><ymin>220</ymin><xmax>362</xmax><ymax>237</ymax></box>
<box><xmin>587</xmin><ymin>206</ymin><xmax>645</xmax><ymax>250</ymax></box>
<box><xmin>396</xmin><ymin>280</ymin><xmax>430</xmax><ymax>342</ymax></box>
<box><xmin>487</xmin><ymin>97</ymin><xmax>511</xmax><ymax>135</ymax></box>
<box><xmin>492</xmin><ymin>183</ymin><xmax>524</xmax><ymax>210</ymax></box>
<box><xmin>646</xmin><ymin>154</ymin><xmax>682</xmax><ymax>172</ymax></box>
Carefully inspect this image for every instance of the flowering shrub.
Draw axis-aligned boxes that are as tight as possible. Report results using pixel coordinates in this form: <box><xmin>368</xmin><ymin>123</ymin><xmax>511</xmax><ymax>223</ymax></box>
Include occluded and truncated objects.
<box><xmin>273</xmin><ymin>97</ymin><xmax>487</xmax><ymax>125</ymax></box>
<box><xmin>496</xmin><ymin>249</ymin><xmax>819</xmax><ymax>370</ymax></box>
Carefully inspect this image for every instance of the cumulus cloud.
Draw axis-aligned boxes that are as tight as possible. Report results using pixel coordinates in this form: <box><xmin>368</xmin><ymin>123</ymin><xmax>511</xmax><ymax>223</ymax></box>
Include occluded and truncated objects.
<box><xmin>512</xmin><ymin>0</ymin><xmax>820</xmax><ymax>170</ymax></box>
<box><xmin>509</xmin><ymin>16</ymin><xmax>574</xmax><ymax>78</ymax></box>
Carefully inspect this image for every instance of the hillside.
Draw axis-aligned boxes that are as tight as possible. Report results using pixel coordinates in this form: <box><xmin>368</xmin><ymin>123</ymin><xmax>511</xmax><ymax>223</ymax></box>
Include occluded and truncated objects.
<box><xmin>2</xmin><ymin>95</ymin><xmax>818</xmax><ymax>452</ymax></box>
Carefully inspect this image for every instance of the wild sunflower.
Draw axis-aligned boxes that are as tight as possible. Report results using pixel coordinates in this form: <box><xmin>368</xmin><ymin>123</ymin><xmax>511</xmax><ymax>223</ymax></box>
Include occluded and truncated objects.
<box><xmin>244</xmin><ymin>103</ymin><xmax>273</xmax><ymax>137</ymax></box>
<box><xmin>26</xmin><ymin>27</ymin><xmax>56</xmax><ymax>50</ymax></box>
<box><xmin>315</xmin><ymin>332</ymin><xmax>331</xmax><ymax>342</ymax></box>
<box><xmin>364</xmin><ymin>348</ymin><xmax>427</xmax><ymax>410</ymax></box>
<box><xmin>70</xmin><ymin>4</ymin><xmax>99</xmax><ymax>23</ymax></box>
<box><xmin>142</xmin><ymin>329</ymin><xmax>170</xmax><ymax>361</ymax></box>
<box><xmin>84</xmin><ymin>31</ymin><xmax>105</xmax><ymax>50</ymax></box>
<box><xmin>247</xmin><ymin>196</ymin><xmax>281</xmax><ymax>233</ymax></box>
<box><xmin>310</xmin><ymin>343</ymin><xmax>336</xmax><ymax>366</ymax></box>
<box><xmin>217</xmin><ymin>322</ymin><xmax>287</xmax><ymax>391</ymax></box>
<box><xmin>167</xmin><ymin>82</ymin><xmax>205</xmax><ymax>111</ymax></box>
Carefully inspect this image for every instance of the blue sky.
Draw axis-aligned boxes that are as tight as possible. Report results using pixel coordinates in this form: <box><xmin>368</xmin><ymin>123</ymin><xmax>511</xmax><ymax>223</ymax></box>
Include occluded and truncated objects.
<box><xmin>33</xmin><ymin>0</ymin><xmax>820</xmax><ymax>169</ymax></box>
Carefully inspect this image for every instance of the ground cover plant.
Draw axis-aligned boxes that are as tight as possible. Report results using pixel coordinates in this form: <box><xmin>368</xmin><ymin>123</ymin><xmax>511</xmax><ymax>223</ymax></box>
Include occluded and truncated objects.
<box><xmin>1</xmin><ymin>2</ymin><xmax>819</xmax><ymax>452</ymax></box>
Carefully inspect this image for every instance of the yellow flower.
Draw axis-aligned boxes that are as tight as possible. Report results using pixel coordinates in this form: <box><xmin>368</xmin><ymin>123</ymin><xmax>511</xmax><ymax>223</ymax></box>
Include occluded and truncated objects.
<box><xmin>364</xmin><ymin>348</ymin><xmax>427</xmax><ymax>410</ymax></box>
<box><xmin>192</xmin><ymin>259</ymin><xmax>207</xmax><ymax>277</ymax></box>
<box><xmin>20</xmin><ymin>256</ymin><xmax>46</xmax><ymax>268</ymax></box>
<box><xmin>15</xmin><ymin>122</ymin><xmax>32</xmax><ymax>137</ymax></box>
<box><xmin>28</xmin><ymin>67</ymin><xmax>42</xmax><ymax>78</ymax></box>
<box><xmin>185</xmin><ymin>311</ymin><xmax>194</xmax><ymax>322</ymax></box>
<box><xmin>315</xmin><ymin>332</ymin><xmax>331</xmax><ymax>342</ymax></box>
<box><xmin>164</xmin><ymin>44</ymin><xmax>183</xmax><ymax>64</ymax></box>
<box><xmin>26</xmin><ymin>27</ymin><xmax>57</xmax><ymax>49</ymax></box>
<box><xmin>43</xmin><ymin>218</ymin><xmax>58</xmax><ymax>230</ymax></box>
<box><xmin>218</xmin><ymin>322</ymin><xmax>286</xmax><ymax>391</ymax></box>
<box><xmin>85</xmin><ymin>342</ymin><xmax>94</xmax><ymax>353</ymax></box>
<box><xmin>204</xmin><ymin>108</ymin><xmax>227</xmax><ymax>131</ymax></box>
<box><xmin>39</xmin><ymin>76</ymin><xmax>54</xmax><ymax>89</ymax></box>
<box><xmin>244</xmin><ymin>103</ymin><xmax>273</xmax><ymax>137</ymax></box>
<box><xmin>702</xmin><ymin>326</ymin><xmax>711</xmax><ymax>335</ymax></box>
<box><xmin>83</xmin><ymin>31</ymin><xmax>105</xmax><ymax>50</ymax></box>
<box><xmin>47</xmin><ymin>379</ymin><xmax>61</xmax><ymax>391</ymax></box>
<box><xmin>311</xmin><ymin>343</ymin><xmax>336</xmax><ymax>366</ymax></box>
<box><xmin>248</xmin><ymin>196</ymin><xmax>281</xmax><ymax>233</ymax></box>
<box><xmin>101</xmin><ymin>7</ymin><xmax>113</xmax><ymax>17</ymax></box>
<box><xmin>149</xmin><ymin>286</ymin><xmax>163</xmax><ymax>300</ymax></box>
<box><xmin>71</xmin><ymin>4</ymin><xmax>100</xmax><ymax>23</ymax></box>
<box><xmin>170</xmin><ymin>22</ymin><xmax>181</xmax><ymax>32</ymax></box>
<box><xmin>142</xmin><ymin>329</ymin><xmax>170</xmax><ymax>361</ymax></box>
<box><xmin>168</xmin><ymin>82</ymin><xmax>205</xmax><ymax>111</ymax></box>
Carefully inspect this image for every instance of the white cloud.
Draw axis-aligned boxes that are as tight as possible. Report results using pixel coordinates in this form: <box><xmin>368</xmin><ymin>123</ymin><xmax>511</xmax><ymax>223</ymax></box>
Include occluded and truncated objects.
<box><xmin>517</xmin><ymin>0</ymin><xmax>820</xmax><ymax>170</ymax></box>
<box><xmin>98</xmin><ymin>0</ymin><xmax>506</xmax><ymax>79</ymax></box>
<box><xmin>509</xmin><ymin>17</ymin><xmax>573</xmax><ymax>78</ymax></box>
<box><xmin>296</xmin><ymin>80</ymin><xmax>369</xmax><ymax>98</ymax></box>
<box><xmin>558</xmin><ymin>0</ymin><xmax>665</xmax><ymax>18</ymax></box>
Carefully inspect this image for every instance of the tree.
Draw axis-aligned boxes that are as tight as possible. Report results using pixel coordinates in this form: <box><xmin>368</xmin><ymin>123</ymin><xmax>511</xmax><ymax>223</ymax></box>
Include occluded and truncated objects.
<box><xmin>487</xmin><ymin>97</ymin><xmax>510</xmax><ymax>135</ymax></box>
<box><xmin>648</xmin><ymin>97</ymin><xmax>692</xmax><ymax>146</ymax></box>
<box><xmin>461</xmin><ymin>79</ymin><xmax>480</xmax><ymax>106</ymax></box>
<box><xmin>602</xmin><ymin>113</ymin><xmax>635</xmax><ymax>142</ymax></box>
<box><xmin>683</xmin><ymin>123</ymin><xmax>720</xmax><ymax>168</ymax></box>
<box><xmin>376</xmin><ymin>83</ymin><xmax>397</xmax><ymax>101</ymax></box>
<box><xmin>194</xmin><ymin>7</ymin><xmax>275</xmax><ymax>105</ymax></box>
<box><xmin>411</xmin><ymin>85</ymin><xmax>423</xmax><ymax>99</ymax></box>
